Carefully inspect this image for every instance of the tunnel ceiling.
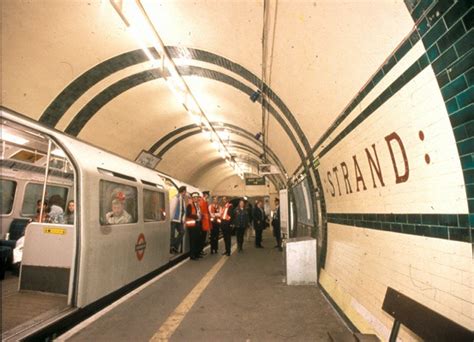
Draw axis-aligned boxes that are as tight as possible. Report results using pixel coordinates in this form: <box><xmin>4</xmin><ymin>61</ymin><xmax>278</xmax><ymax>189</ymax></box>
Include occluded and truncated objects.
<box><xmin>1</xmin><ymin>0</ymin><xmax>415</xmax><ymax>190</ymax></box>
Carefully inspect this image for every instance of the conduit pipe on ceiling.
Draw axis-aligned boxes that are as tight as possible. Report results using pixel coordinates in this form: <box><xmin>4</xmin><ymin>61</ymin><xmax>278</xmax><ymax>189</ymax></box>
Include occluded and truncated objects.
<box><xmin>109</xmin><ymin>0</ymin><xmax>246</xmax><ymax>178</ymax></box>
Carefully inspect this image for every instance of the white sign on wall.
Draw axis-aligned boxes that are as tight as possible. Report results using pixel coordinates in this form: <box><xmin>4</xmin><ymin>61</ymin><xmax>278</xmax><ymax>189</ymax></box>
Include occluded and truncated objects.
<box><xmin>318</xmin><ymin>67</ymin><xmax>467</xmax><ymax>214</ymax></box>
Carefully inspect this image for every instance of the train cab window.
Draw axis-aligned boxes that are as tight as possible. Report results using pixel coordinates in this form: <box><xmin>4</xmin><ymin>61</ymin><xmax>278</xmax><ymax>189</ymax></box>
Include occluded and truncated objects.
<box><xmin>143</xmin><ymin>190</ymin><xmax>166</xmax><ymax>222</ymax></box>
<box><xmin>21</xmin><ymin>183</ymin><xmax>69</xmax><ymax>217</ymax></box>
<box><xmin>100</xmin><ymin>180</ymin><xmax>137</xmax><ymax>225</ymax></box>
<box><xmin>1</xmin><ymin>179</ymin><xmax>17</xmax><ymax>215</ymax></box>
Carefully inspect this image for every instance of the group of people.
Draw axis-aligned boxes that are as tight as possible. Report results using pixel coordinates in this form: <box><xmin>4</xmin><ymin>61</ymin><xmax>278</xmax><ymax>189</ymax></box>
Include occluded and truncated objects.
<box><xmin>169</xmin><ymin>186</ymin><xmax>282</xmax><ymax>261</ymax></box>
<box><xmin>34</xmin><ymin>197</ymin><xmax>75</xmax><ymax>224</ymax></box>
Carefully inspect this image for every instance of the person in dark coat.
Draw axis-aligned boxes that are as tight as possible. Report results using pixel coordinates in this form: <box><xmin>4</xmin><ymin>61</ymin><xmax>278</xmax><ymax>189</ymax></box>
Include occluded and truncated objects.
<box><xmin>220</xmin><ymin>197</ymin><xmax>233</xmax><ymax>256</ymax></box>
<box><xmin>253</xmin><ymin>200</ymin><xmax>266</xmax><ymax>248</ymax></box>
<box><xmin>272</xmin><ymin>198</ymin><xmax>282</xmax><ymax>251</ymax></box>
<box><xmin>186</xmin><ymin>192</ymin><xmax>202</xmax><ymax>260</ymax></box>
<box><xmin>233</xmin><ymin>199</ymin><xmax>249</xmax><ymax>252</ymax></box>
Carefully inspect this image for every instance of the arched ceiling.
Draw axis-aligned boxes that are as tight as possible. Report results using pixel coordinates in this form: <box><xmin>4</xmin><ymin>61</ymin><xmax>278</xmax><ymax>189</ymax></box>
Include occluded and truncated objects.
<box><xmin>1</xmin><ymin>0</ymin><xmax>415</xmax><ymax>191</ymax></box>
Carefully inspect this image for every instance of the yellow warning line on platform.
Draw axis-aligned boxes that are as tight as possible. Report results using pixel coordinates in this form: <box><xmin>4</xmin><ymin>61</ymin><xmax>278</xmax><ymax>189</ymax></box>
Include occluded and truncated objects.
<box><xmin>150</xmin><ymin>249</ymin><xmax>234</xmax><ymax>341</ymax></box>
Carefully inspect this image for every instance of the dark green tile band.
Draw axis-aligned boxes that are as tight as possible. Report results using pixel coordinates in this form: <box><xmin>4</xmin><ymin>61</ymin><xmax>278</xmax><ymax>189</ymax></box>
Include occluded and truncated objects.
<box><xmin>291</xmin><ymin>28</ymin><xmax>421</xmax><ymax>176</ymax></box>
<box><xmin>327</xmin><ymin>212</ymin><xmax>471</xmax><ymax>242</ymax></box>
<box><xmin>318</xmin><ymin>53</ymin><xmax>429</xmax><ymax>158</ymax></box>
<box><xmin>406</xmin><ymin>0</ymin><xmax>474</xmax><ymax>244</ymax></box>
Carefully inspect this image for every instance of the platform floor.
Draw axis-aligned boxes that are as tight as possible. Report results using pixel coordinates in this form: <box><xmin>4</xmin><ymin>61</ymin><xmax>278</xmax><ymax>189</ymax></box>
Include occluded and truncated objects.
<box><xmin>64</xmin><ymin>231</ymin><xmax>350</xmax><ymax>341</ymax></box>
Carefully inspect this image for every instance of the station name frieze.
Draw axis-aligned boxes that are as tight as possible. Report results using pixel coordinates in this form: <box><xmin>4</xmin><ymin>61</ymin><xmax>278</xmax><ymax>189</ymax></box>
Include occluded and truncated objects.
<box><xmin>324</xmin><ymin>131</ymin><xmax>429</xmax><ymax>198</ymax></box>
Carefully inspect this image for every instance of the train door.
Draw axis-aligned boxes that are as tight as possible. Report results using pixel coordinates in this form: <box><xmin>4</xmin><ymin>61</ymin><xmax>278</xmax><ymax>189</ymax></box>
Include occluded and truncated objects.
<box><xmin>0</xmin><ymin>120</ymin><xmax>77</xmax><ymax>336</ymax></box>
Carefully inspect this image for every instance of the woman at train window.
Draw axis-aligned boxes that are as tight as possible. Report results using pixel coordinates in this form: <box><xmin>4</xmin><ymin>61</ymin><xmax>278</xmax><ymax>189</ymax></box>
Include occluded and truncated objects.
<box><xmin>34</xmin><ymin>199</ymin><xmax>49</xmax><ymax>222</ymax></box>
<box><xmin>65</xmin><ymin>200</ymin><xmax>75</xmax><ymax>224</ymax></box>
<box><xmin>48</xmin><ymin>194</ymin><xmax>65</xmax><ymax>224</ymax></box>
<box><xmin>105</xmin><ymin>198</ymin><xmax>132</xmax><ymax>224</ymax></box>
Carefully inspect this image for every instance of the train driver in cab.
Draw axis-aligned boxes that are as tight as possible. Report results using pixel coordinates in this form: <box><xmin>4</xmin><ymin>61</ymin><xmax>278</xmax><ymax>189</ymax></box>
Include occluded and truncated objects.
<box><xmin>106</xmin><ymin>198</ymin><xmax>131</xmax><ymax>224</ymax></box>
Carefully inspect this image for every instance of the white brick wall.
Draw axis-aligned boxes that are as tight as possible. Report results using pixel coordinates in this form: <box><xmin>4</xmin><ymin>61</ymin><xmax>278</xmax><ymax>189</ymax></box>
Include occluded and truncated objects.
<box><xmin>324</xmin><ymin>223</ymin><xmax>473</xmax><ymax>339</ymax></box>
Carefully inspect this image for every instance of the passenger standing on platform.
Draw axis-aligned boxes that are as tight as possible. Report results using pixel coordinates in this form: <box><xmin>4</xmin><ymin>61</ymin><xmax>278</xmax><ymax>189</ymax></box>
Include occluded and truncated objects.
<box><xmin>233</xmin><ymin>199</ymin><xmax>249</xmax><ymax>252</ymax></box>
<box><xmin>209</xmin><ymin>196</ymin><xmax>222</xmax><ymax>254</ymax></box>
<box><xmin>186</xmin><ymin>192</ymin><xmax>202</xmax><ymax>260</ymax></box>
<box><xmin>245</xmin><ymin>200</ymin><xmax>254</xmax><ymax>242</ymax></box>
<box><xmin>253</xmin><ymin>200</ymin><xmax>265</xmax><ymax>248</ymax></box>
<box><xmin>170</xmin><ymin>186</ymin><xmax>187</xmax><ymax>254</ymax></box>
<box><xmin>272</xmin><ymin>198</ymin><xmax>282</xmax><ymax>251</ymax></box>
<box><xmin>199</xmin><ymin>191</ymin><xmax>211</xmax><ymax>256</ymax></box>
<box><xmin>220</xmin><ymin>196</ymin><xmax>233</xmax><ymax>256</ymax></box>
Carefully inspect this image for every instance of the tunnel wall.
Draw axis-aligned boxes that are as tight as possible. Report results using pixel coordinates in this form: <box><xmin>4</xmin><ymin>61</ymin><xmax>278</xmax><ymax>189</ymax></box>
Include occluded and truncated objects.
<box><xmin>212</xmin><ymin>175</ymin><xmax>276</xmax><ymax>197</ymax></box>
<box><xmin>317</xmin><ymin>1</ymin><xmax>473</xmax><ymax>339</ymax></box>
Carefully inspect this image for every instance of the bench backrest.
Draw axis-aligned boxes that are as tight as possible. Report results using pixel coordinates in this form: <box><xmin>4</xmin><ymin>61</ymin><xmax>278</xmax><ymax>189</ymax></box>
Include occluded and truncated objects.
<box><xmin>382</xmin><ymin>287</ymin><xmax>472</xmax><ymax>341</ymax></box>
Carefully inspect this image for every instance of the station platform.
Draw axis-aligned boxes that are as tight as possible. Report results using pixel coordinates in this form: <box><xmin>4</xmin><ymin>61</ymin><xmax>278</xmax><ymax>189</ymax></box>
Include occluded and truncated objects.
<box><xmin>60</xmin><ymin>231</ymin><xmax>350</xmax><ymax>341</ymax></box>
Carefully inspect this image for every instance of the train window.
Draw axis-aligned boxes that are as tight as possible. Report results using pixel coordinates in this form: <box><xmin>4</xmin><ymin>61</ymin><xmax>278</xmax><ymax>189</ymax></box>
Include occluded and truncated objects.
<box><xmin>21</xmin><ymin>183</ymin><xmax>68</xmax><ymax>217</ymax></box>
<box><xmin>1</xmin><ymin>179</ymin><xmax>17</xmax><ymax>215</ymax></box>
<box><xmin>143</xmin><ymin>190</ymin><xmax>166</xmax><ymax>222</ymax></box>
<box><xmin>100</xmin><ymin>180</ymin><xmax>137</xmax><ymax>225</ymax></box>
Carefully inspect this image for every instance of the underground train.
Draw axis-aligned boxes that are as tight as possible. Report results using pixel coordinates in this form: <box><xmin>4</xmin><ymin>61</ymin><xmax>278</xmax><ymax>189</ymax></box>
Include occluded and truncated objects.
<box><xmin>0</xmin><ymin>106</ymin><xmax>202</xmax><ymax>336</ymax></box>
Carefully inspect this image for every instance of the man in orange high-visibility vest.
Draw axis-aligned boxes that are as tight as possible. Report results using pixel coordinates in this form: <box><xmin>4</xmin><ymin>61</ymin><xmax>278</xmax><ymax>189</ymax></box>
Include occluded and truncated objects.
<box><xmin>186</xmin><ymin>192</ymin><xmax>202</xmax><ymax>260</ymax></box>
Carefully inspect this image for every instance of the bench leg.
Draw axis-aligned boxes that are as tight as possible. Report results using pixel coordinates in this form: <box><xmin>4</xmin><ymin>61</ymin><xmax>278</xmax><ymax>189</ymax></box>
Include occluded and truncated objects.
<box><xmin>388</xmin><ymin>320</ymin><xmax>400</xmax><ymax>342</ymax></box>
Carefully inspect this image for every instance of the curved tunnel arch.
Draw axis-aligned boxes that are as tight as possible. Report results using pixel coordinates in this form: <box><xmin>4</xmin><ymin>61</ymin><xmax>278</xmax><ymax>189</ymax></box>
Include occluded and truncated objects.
<box><xmin>151</xmin><ymin>123</ymin><xmax>287</xmax><ymax>175</ymax></box>
<box><xmin>158</xmin><ymin>130</ymin><xmax>286</xmax><ymax>188</ymax></box>
<box><xmin>39</xmin><ymin>46</ymin><xmax>311</xmax><ymax>158</ymax></box>
<box><xmin>63</xmin><ymin>65</ymin><xmax>307</xmax><ymax>165</ymax></box>
<box><xmin>189</xmin><ymin>140</ymin><xmax>284</xmax><ymax>188</ymax></box>
<box><xmin>38</xmin><ymin>46</ymin><xmax>317</xmax><ymax>205</ymax></box>
<box><xmin>190</xmin><ymin>157</ymin><xmax>279</xmax><ymax>190</ymax></box>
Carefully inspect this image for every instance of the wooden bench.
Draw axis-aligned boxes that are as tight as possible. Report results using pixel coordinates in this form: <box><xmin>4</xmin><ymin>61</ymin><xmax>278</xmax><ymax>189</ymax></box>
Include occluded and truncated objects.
<box><xmin>382</xmin><ymin>287</ymin><xmax>473</xmax><ymax>341</ymax></box>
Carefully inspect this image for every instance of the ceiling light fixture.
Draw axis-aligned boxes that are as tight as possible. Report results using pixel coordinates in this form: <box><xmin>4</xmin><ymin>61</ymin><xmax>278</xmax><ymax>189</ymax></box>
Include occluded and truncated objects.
<box><xmin>110</xmin><ymin>0</ymin><xmax>244</xmax><ymax>179</ymax></box>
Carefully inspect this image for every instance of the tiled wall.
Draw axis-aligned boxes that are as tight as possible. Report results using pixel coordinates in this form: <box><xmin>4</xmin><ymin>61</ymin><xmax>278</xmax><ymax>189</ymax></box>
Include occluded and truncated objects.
<box><xmin>316</xmin><ymin>0</ymin><xmax>473</xmax><ymax>338</ymax></box>
<box><xmin>320</xmin><ymin>224</ymin><xmax>473</xmax><ymax>340</ymax></box>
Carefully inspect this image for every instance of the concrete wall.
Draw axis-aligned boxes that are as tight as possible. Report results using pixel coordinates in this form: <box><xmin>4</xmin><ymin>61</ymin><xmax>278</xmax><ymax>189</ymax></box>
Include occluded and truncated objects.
<box><xmin>316</xmin><ymin>1</ymin><xmax>473</xmax><ymax>339</ymax></box>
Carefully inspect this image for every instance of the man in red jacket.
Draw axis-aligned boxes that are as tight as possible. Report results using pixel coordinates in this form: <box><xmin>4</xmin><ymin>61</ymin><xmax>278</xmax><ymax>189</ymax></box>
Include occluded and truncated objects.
<box><xmin>199</xmin><ymin>191</ymin><xmax>212</xmax><ymax>256</ymax></box>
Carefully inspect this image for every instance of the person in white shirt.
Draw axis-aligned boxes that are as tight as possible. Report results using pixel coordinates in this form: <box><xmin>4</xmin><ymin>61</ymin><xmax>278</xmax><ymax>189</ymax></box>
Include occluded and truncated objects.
<box><xmin>169</xmin><ymin>186</ymin><xmax>187</xmax><ymax>253</ymax></box>
<box><xmin>106</xmin><ymin>199</ymin><xmax>131</xmax><ymax>224</ymax></box>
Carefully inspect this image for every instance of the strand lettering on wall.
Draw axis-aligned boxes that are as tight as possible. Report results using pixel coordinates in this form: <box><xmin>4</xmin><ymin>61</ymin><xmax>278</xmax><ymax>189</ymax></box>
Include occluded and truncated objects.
<box><xmin>324</xmin><ymin>131</ymin><xmax>419</xmax><ymax>198</ymax></box>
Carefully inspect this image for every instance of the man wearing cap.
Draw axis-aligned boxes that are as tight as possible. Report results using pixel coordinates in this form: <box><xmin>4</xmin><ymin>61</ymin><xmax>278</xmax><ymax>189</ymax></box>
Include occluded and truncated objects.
<box><xmin>199</xmin><ymin>191</ymin><xmax>212</xmax><ymax>256</ymax></box>
<box><xmin>186</xmin><ymin>192</ymin><xmax>202</xmax><ymax>260</ymax></box>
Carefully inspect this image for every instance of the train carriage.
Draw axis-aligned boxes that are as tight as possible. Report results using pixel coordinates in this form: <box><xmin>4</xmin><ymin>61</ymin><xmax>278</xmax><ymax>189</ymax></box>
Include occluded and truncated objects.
<box><xmin>0</xmin><ymin>107</ymin><xmax>199</xmax><ymax>336</ymax></box>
